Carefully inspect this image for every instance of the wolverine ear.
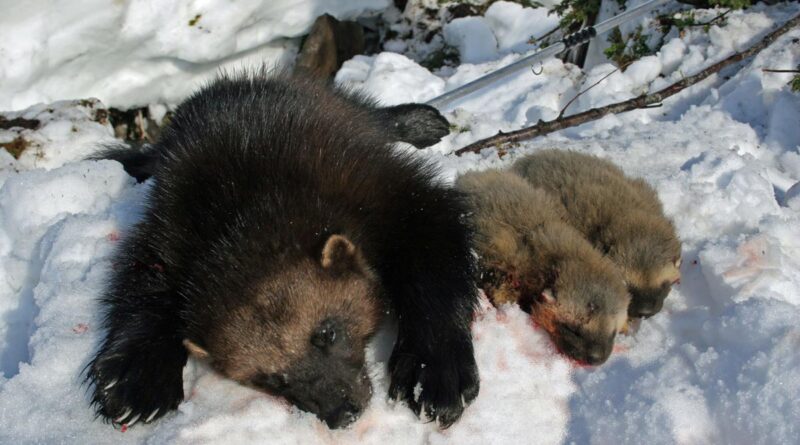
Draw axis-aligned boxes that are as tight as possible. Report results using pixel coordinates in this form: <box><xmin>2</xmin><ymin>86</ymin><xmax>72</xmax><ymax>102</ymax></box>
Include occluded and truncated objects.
<box><xmin>321</xmin><ymin>234</ymin><xmax>365</xmax><ymax>274</ymax></box>
<box><xmin>183</xmin><ymin>339</ymin><xmax>210</xmax><ymax>359</ymax></box>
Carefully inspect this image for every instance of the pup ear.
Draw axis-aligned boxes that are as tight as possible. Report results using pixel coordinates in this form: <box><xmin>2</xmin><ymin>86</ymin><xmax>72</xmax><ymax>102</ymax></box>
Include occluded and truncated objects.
<box><xmin>321</xmin><ymin>234</ymin><xmax>366</xmax><ymax>275</ymax></box>
<box><xmin>183</xmin><ymin>339</ymin><xmax>210</xmax><ymax>359</ymax></box>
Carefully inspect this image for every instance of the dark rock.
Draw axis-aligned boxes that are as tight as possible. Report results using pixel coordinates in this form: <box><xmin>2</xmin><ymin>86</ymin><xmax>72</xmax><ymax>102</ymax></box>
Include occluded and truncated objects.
<box><xmin>295</xmin><ymin>14</ymin><xmax>365</xmax><ymax>79</ymax></box>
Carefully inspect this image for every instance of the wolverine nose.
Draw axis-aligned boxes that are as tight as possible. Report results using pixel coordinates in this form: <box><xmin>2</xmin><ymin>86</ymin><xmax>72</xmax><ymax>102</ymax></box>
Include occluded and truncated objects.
<box><xmin>323</xmin><ymin>401</ymin><xmax>363</xmax><ymax>429</ymax></box>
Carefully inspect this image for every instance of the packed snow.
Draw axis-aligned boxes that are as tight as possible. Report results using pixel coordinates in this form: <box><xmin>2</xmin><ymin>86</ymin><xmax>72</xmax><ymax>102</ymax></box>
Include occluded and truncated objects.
<box><xmin>1</xmin><ymin>0</ymin><xmax>800</xmax><ymax>444</ymax></box>
<box><xmin>0</xmin><ymin>0</ymin><xmax>389</xmax><ymax>110</ymax></box>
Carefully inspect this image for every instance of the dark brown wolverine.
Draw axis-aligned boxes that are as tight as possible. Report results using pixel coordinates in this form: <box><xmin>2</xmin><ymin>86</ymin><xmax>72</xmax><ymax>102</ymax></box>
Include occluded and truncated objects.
<box><xmin>86</xmin><ymin>72</ymin><xmax>479</xmax><ymax>429</ymax></box>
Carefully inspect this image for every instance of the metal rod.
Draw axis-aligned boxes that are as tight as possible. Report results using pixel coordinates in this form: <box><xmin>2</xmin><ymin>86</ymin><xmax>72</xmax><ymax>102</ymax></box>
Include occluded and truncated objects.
<box><xmin>426</xmin><ymin>0</ymin><xmax>671</xmax><ymax>109</ymax></box>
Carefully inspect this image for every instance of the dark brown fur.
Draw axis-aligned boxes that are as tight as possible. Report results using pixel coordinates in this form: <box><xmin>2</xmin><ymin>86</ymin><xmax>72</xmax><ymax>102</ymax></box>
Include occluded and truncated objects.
<box><xmin>86</xmin><ymin>72</ymin><xmax>478</xmax><ymax>430</ymax></box>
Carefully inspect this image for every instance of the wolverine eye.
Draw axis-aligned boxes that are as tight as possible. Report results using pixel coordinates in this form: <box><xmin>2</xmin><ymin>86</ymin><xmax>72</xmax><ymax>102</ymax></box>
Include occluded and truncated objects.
<box><xmin>311</xmin><ymin>319</ymin><xmax>338</xmax><ymax>349</ymax></box>
<box><xmin>587</xmin><ymin>302</ymin><xmax>598</xmax><ymax>314</ymax></box>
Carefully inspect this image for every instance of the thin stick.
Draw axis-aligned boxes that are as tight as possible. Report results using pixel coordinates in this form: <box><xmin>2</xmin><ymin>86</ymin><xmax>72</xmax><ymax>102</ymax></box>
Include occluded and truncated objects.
<box><xmin>762</xmin><ymin>68</ymin><xmax>800</xmax><ymax>74</ymax></box>
<box><xmin>558</xmin><ymin>62</ymin><xmax>631</xmax><ymax>119</ymax></box>
<box><xmin>454</xmin><ymin>13</ymin><xmax>800</xmax><ymax>156</ymax></box>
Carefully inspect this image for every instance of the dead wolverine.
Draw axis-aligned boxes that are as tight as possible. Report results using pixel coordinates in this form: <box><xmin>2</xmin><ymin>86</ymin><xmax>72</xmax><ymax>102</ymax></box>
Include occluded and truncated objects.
<box><xmin>455</xmin><ymin>169</ymin><xmax>629</xmax><ymax>365</ymax></box>
<box><xmin>512</xmin><ymin>149</ymin><xmax>681</xmax><ymax>320</ymax></box>
<box><xmin>86</xmin><ymin>72</ymin><xmax>479</xmax><ymax>429</ymax></box>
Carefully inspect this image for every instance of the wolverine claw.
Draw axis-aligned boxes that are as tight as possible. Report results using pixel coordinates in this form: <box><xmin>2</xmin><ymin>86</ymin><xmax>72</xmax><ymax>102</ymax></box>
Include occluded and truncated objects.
<box><xmin>86</xmin><ymin>336</ymin><xmax>187</xmax><ymax>428</ymax></box>
<box><xmin>389</xmin><ymin>333</ymin><xmax>479</xmax><ymax>428</ymax></box>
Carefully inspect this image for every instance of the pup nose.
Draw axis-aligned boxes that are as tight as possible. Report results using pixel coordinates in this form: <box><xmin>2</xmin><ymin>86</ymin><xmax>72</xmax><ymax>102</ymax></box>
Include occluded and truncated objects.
<box><xmin>632</xmin><ymin>305</ymin><xmax>657</xmax><ymax>318</ymax></box>
<box><xmin>629</xmin><ymin>298</ymin><xmax>663</xmax><ymax>318</ymax></box>
<box><xmin>585</xmin><ymin>347</ymin><xmax>610</xmax><ymax>366</ymax></box>
<box><xmin>323</xmin><ymin>401</ymin><xmax>363</xmax><ymax>429</ymax></box>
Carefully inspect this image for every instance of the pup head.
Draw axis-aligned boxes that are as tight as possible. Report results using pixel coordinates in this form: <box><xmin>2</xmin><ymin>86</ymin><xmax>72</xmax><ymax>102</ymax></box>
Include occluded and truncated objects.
<box><xmin>529</xmin><ymin>253</ymin><xmax>630</xmax><ymax>366</ymax></box>
<box><xmin>185</xmin><ymin>234</ymin><xmax>382</xmax><ymax>429</ymax></box>
<box><xmin>607</xmin><ymin>212</ymin><xmax>682</xmax><ymax>319</ymax></box>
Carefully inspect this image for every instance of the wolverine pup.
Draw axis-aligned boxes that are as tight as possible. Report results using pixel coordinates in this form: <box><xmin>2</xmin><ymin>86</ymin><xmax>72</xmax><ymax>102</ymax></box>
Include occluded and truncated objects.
<box><xmin>456</xmin><ymin>170</ymin><xmax>629</xmax><ymax>365</ymax></box>
<box><xmin>512</xmin><ymin>149</ymin><xmax>681</xmax><ymax>319</ymax></box>
<box><xmin>86</xmin><ymin>72</ymin><xmax>478</xmax><ymax>429</ymax></box>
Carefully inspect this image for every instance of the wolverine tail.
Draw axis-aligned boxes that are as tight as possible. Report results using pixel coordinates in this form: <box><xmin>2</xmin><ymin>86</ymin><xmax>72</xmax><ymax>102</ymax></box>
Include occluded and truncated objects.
<box><xmin>90</xmin><ymin>143</ymin><xmax>161</xmax><ymax>182</ymax></box>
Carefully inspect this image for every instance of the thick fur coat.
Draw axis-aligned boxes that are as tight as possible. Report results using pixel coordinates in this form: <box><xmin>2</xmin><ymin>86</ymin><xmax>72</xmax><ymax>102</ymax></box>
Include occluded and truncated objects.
<box><xmin>456</xmin><ymin>169</ymin><xmax>628</xmax><ymax>365</ymax></box>
<box><xmin>86</xmin><ymin>72</ymin><xmax>479</xmax><ymax>429</ymax></box>
<box><xmin>512</xmin><ymin>149</ymin><xmax>681</xmax><ymax>319</ymax></box>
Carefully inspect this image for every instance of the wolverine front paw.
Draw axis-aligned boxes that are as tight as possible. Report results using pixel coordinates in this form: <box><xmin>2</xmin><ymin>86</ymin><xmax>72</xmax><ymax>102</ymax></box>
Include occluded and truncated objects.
<box><xmin>86</xmin><ymin>340</ymin><xmax>186</xmax><ymax>427</ymax></box>
<box><xmin>383</xmin><ymin>103</ymin><xmax>451</xmax><ymax>149</ymax></box>
<box><xmin>388</xmin><ymin>334</ymin><xmax>479</xmax><ymax>428</ymax></box>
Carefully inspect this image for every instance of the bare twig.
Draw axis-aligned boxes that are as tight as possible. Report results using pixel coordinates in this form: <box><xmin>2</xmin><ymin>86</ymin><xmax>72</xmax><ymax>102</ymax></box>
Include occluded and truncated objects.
<box><xmin>454</xmin><ymin>13</ymin><xmax>800</xmax><ymax>157</ymax></box>
<box><xmin>762</xmin><ymin>68</ymin><xmax>800</xmax><ymax>74</ymax></box>
<box><xmin>558</xmin><ymin>62</ymin><xmax>631</xmax><ymax>119</ymax></box>
<box><xmin>690</xmin><ymin>9</ymin><xmax>731</xmax><ymax>27</ymax></box>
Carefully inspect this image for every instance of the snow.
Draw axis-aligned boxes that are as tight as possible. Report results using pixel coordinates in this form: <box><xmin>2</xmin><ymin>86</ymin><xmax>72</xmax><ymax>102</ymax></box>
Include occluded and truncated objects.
<box><xmin>484</xmin><ymin>1</ymin><xmax>560</xmax><ymax>54</ymax></box>
<box><xmin>0</xmin><ymin>0</ymin><xmax>389</xmax><ymax>110</ymax></box>
<box><xmin>2</xmin><ymin>1</ymin><xmax>800</xmax><ymax>444</ymax></box>
<box><xmin>443</xmin><ymin>17</ymin><xmax>499</xmax><ymax>64</ymax></box>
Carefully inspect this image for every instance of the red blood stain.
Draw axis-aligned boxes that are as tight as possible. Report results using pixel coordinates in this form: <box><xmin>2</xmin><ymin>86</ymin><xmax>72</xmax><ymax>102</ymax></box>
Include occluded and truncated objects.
<box><xmin>120</xmin><ymin>424</ymin><xmax>128</xmax><ymax>433</ymax></box>
<box><xmin>613</xmin><ymin>344</ymin><xmax>629</xmax><ymax>354</ymax></box>
<box><xmin>72</xmin><ymin>323</ymin><xmax>89</xmax><ymax>334</ymax></box>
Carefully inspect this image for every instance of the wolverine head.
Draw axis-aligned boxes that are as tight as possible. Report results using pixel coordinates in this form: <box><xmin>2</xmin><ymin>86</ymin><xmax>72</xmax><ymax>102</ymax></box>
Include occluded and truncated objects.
<box><xmin>184</xmin><ymin>234</ymin><xmax>382</xmax><ymax>428</ymax></box>
<box><xmin>529</xmin><ymin>253</ymin><xmax>630</xmax><ymax>366</ymax></box>
<box><xmin>606</xmin><ymin>212</ymin><xmax>682</xmax><ymax>319</ymax></box>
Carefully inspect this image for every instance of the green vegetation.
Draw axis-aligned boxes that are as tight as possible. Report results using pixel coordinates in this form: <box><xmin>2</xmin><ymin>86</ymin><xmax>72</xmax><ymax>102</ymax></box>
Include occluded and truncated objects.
<box><xmin>710</xmin><ymin>0</ymin><xmax>750</xmax><ymax>8</ymax></box>
<box><xmin>552</xmin><ymin>0</ymin><xmax>601</xmax><ymax>31</ymax></box>
<box><xmin>420</xmin><ymin>45</ymin><xmax>460</xmax><ymax>70</ymax></box>
<box><xmin>791</xmin><ymin>75</ymin><xmax>800</xmax><ymax>93</ymax></box>
<box><xmin>603</xmin><ymin>26</ymin><xmax>652</xmax><ymax>66</ymax></box>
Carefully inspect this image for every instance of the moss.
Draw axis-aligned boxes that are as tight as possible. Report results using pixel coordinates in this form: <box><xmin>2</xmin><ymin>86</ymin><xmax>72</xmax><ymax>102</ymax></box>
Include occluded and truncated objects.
<box><xmin>552</xmin><ymin>0</ymin><xmax>601</xmax><ymax>31</ymax></box>
<box><xmin>710</xmin><ymin>0</ymin><xmax>750</xmax><ymax>8</ymax></box>
<box><xmin>604</xmin><ymin>26</ymin><xmax>652</xmax><ymax>67</ymax></box>
<box><xmin>449</xmin><ymin>123</ymin><xmax>471</xmax><ymax>133</ymax></box>
<box><xmin>791</xmin><ymin>75</ymin><xmax>800</xmax><ymax>93</ymax></box>
<box><xmin>420</xmin><ymin>44</ymin><xmax>460</xmax><ymax>70</ymax></box>
<box><xmin>188</xmin><ymin>14</ymin><xmax>202</xmax><ymax>27</ymax></box>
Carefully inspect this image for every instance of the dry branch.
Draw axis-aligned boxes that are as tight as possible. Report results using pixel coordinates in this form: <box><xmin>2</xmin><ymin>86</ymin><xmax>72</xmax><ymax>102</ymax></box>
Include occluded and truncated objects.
<box><xmin>454</xmin><ymin>13</ymin><xmax>800</xmax><ymax>157</ymax></box>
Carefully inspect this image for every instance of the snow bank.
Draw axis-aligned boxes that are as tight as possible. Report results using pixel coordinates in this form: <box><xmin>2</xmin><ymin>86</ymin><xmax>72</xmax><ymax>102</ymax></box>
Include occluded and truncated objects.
<box><xmin>0</xmin><ymin>99</ymin><xmax>117</xmax><ymax>171</ymax></box>
<box><xmin>484</xmin><ymin>1</ymin><xmax>560</xmax><ymax>54</ymax></box>
<box><xmin>443</xmin><ymin>17</ymin><xmax>499</xmax><ymax>64</ymax></box>
<box><xmin>336</xmin><ymin>53</ymin><xmax>445</xmax><ymax>105</ymax></box>
<box><xmin>2</xmin><ymin>1</ymin><xmax>800</xmax><ymax>444</ymax></box>
<box><xmin>0</xmin><ymin>0</ymin><xmax>390</xmax><ymax>110</ymax></box>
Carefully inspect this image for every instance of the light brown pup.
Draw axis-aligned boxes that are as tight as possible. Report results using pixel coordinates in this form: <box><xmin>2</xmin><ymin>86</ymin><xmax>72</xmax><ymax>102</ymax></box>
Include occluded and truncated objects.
<box><xmin>512</xmin><ymin>149</ymin><xmax>682</xmax><ymax>319</ymax></box>
<box><xmin>456</xmin><ymin>169</ymin><xmax>629</xmax><ymax>365</ymax></box>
